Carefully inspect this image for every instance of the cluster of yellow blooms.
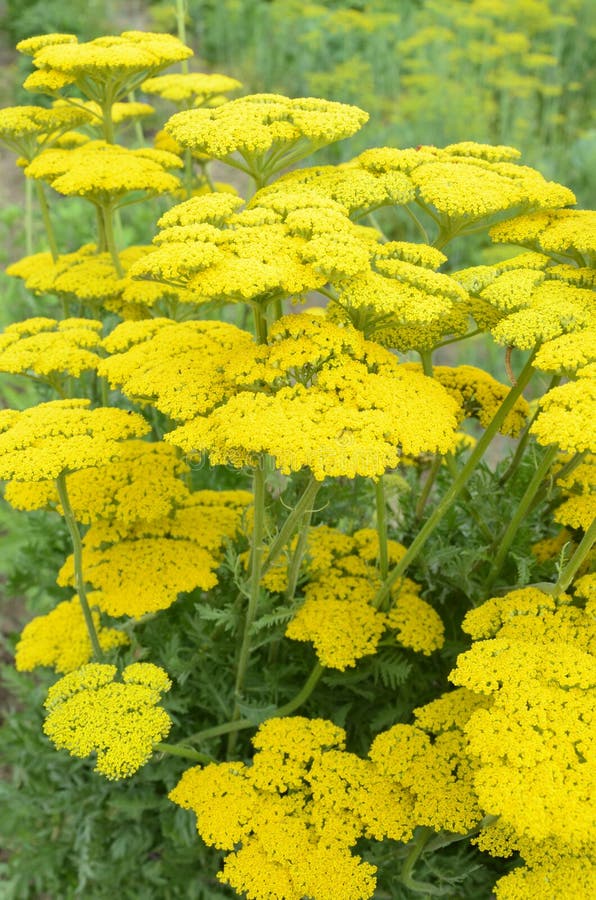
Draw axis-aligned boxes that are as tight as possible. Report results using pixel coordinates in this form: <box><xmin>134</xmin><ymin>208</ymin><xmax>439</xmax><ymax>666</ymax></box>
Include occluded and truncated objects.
<box><xmin>56</xmin><ymin>489</ymin><xmax>252</xmax><ymax>617</ymax></box>
<box><xmin>0</xmin><ymin>24</ymin><xmax>594</xmax><ymax>900</ymax></box>
<box><xmin>280</xmin><ymin>526</ymin><xmax>445</xmax><ymax>667</ymax></box>
<box><xmin>44</xmin><ymin>662</ymin><xmax>172</xmax><ymax>779</ymax></box>
<box><xmin>452</xmin><ymin>585</ymin><xmax>596</xmax><ymax>897</ymax></box>
<box><xmin>100</xmin><ymin>313</ymin><xmax>461</xmax><ymax>479</ymax></box>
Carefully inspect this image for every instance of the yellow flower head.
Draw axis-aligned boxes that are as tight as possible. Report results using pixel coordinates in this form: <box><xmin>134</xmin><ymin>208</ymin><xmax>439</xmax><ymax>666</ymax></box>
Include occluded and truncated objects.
<box><xmin>23</xmin><ymin>32</ymin><xmax>192</xmax><ymax>102</ymax></box>
<box><xmin>456</xmin><ymin>253</ymin><xmax>596</xmax><ymax>351</ymax></box>
<box><xmin>450</xmin><ymin>626</ymin><xmax>595</xmax><ymax>847</ymax></box>
<box><xmin>326</xmin><ymin>241</ymin><xmax>468</xmax><ymax>346</ymax></box>
<box><xmin>427</xmin><ymin>364</ymin><xmax>530</xmax><ymax>437</ymax></box>
<box><xmin>0</xmin><ymin>399</ymin><xmax>150</xmax><ymax>481</ymax></box>
<box><xmin>4</xmin><ymin>439</ymin><xmax>189</xmax><ymax>522</ymax></box>
<box><xmin>490</xmin><ymin>209</ymin><xmax>596</xmax><ymax>266</ymax></box>
<box><xmin>0</xmin><ymin>104</ymin><xmax>92</xmax><ymax>159</ymax></box>
<box><xmin>15</xmin><ymin>597</ymin><xmax>128</xmax><ymax>674</ymax></box>
<box><xmin>142</xmin><ymin>72</ymin><xmax>241</xmax><ymax>106</ymax></box>
<box><xmin>554</xmin><ymin>455</ymin><xmax>596</xmax><ymax>532</ymax></box>
<box><xmin>166</xmin><ymin>314</ymin><xmax>460</xmax><ymax>479</ymax></box>
<box><xmin>43</xmin><ymin>662</ymin><xmax>172</xmax><ymax>779</ymax></box>
<box><xmin>535</xmin><ymin>329</ymin><xmax>596</xmax><ymax>376</ymax></box>
<box><xmin>530</xmin><ymin>376</ymin><xmax>596</xmax><ymax>453</ymax></box>
<box><xmin>356</xmin><ymin>143</ymin><xmax>575</xmax><ymax>229</ymax></box>
<box><xmin>169</xmin><ymin>717</ymin><xmax>382</xmax><ymax>899</ymax></box>
<box><xmin>57</xmin><ymin>491</ymin><xmax>252</xmax><ymax>617</ymax></box>
<box><xmin>368</xmin><ymin>719</ymin><xmax>482</xmax><ymax>834</ymax></box>
<box><xmin>258</xmin><ymin>160</ymin><xmax>415</xmax><ymax>217</ymax></box>
<box><xmin>165</xmin><ymin>93</ymin><xmax>368</xmax><ymax>180</ymax></box>
<box><xmin>285</xmin><ymin>525</ymin><xmax>443</xmax><ymax>667</ymax></box>
<box><xmin>25</xmin><ymin>141</ymin><xmax>182</xmax><ymax>202</ymax></box>
<box><xmin>0</xmin><ymin>317</ymin><xmax>102</xmax><ymax>379</ymax></box>
<box><xmin>100</xmin><ymin>318</ymin><xmax>255</xmax><ymax>420</ymax></box>
<box><xmin>131</xmin><ymin>189</ymin><xmax>376</xmax><ymax>304</ymax></box>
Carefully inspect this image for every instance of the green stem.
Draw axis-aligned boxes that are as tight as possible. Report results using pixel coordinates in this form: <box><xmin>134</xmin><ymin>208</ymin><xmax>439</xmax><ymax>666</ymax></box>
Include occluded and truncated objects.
<box><xmin>25</xmin><ymin>176</ymin><xmax>33</xmax><ymax>256</ymax></box>
<box><xmin>101</xmin><ymin>90</ymin><xmax>115</xmax><ymax>143</ymax></box>
<box><xmin>183</xmin><ymin>663</ymin><xmax>323</xmax><ymax>746</ymax></box>
<box><xmin>55</xmin><ymin>473</ymin><xmax>103</xmax><ymax>661</ymax></box>
<box><xmin>285</xmin><ymin>501</ymin><xmax>317</xmax><ymax>603</ymax></box>
<box><xmin>175</xmin><ymin>0</ymin><xmax>190</xmax><ymax>73</ymax></box>
<box><xmin>183</xmin><ymin>148</ymin><xmax>194</xmax><ymax>198</ymax></box>
<box><xmin>34</xmin><ymin>181</ymin><xmax>59</xmax><ymax>260</ymax></box>
<box><xmin>154</xmin><ymin>742</ymin><xmax>213</xmax><ymax>764</ymax></box>
<box><xmin>251</xmin><ymin>303</ymin><xmax>268</xmax><ymax>344</ymax></box>
<box><xmin>228</xmin><ymin>463</ymin><xmax>266</xmax><ymax>752</ymax></box>
<box><xmin>400</xmin><ymin>827</ymin><xmax>443</xmax><ymax>895</ymax></box>
<box><xmin>553</xmin><ymin>515</ymin><xmax>596</xmax><ymax>595</ymax></box>
<box><xmin>373</xmin><ymin>351</ymin><xmax>537</xmax><ymax>610</ymax></box>
<box><xmin>499</xmin><ymin>375</ymin><xmax>561</xmax><ymax>487</ymax></box>
<box><xmin>128</xmin><ymin>90</ymin><xmax>145</xmax><ymax>145</ymax></box>
<box><xmin>101</xmin><ymin>204</ymin><xmax>124</xmax><ymax>276</ymax></box>
<box><xmin>260</xmin><ymin>476</ymin><xmax>321</xmax><ymax>579</ymax></box>
<box><xmin>419</xmin><ymin>349</ymin><xmax>434</xmax><ymax>376</ymax></box>
<box><xmin>415</xmin><ymin>455</ymin><xmax>442</xmax><ymax>520</ymax></box>
<box><xmin>375</xmin><ymin>477</ymin><xmax>389</xmax><ymax>580</ymax></box>
<box><xmin>485</xmin><ymin>443</ymin><xmax>559</xmax><ymax>594</ymax></box>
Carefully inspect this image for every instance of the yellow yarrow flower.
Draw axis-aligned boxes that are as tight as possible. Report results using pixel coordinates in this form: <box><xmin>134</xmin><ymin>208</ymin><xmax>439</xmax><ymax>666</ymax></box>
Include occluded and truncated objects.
<box><xmin>534</xmin><ymin>329</ymin><xmax>596</xmax><ymax>376</ymax></box>
<box><xmin>165</xmin><ymin>93</ymin><xmax>368</xmax><ymax>181</ymax></box>
<box><xmin>22</xmin><ymin>32</ymin><xmax>192</xmax><ymax>102</ymax></box>
<box><xmin>166</xmin><ymin>314</ymin><xmax>460</xmax><ymax>479</ymax></box>
<box><xmin>0</xmin><ymin>317</ymin><xmax>102</xmax><ymax>378</ymax></box>
<box><xmin>490</xmin><ymin>209</ymin><xmax>596</xmax><ymax>265</ymax></box>
<box><xmin>0</xmin><ymin>399</ymin><xmax>150</xmax><ymax>481</ymax></box>
<box><xmin>257</xmin><ymin>160</ymin><xmax>415</xmax><ymax>218</ymax></box>
<box><xmin>25</xmin><ymin>141</ymin><xmax>182</xmax><ymax>202</ymax></box>
<box><xmin>426</xmin><ymin>364</ymin><xmax>530</xmax><ymax>437</ymax></box>
<box><xmin>450</xmin><ymin>632</ymin><xmax>595</xmax><ymax>847</ymax></box>
<box><xmin>285</xmin><ymin>525</ymin><xmax>443</xmax><ymax>667</ymax></box>
<box><xmin>15</xmin><ymin>597</ymin><xmax>128</xmax><ymax>674</ymax></box>
<box><xmin>170</xmin><ymin>717</ymin><xmax>390</xmax><ymax>900</ymax></box>
<box><xmin>4</xmin><ymin>440</ymin><xmax>190</xmax><ymax>523</ymax></box>
<box><xmin>0</xmin><ymin>104</ymin><xmax>92</xmax><ymax>160</ymax></box>
<box><xmin>530</xmin><ymin>377</ymin><xmax>596</xmax><ymax>453</ymax></box>
<box><xmin>100</xmin><ymin>318</ymin><xmax>255</xmax><ymax>420</ymax></box>
<box><xmin>57</xmin><ymin>491</ymin><xmax>252</xmax><ymax>617</ymax></box>
<box><xmin>43</xmin><ymin>662</ymin><xmax>172</xmax><ymax>779</ymax></box>
<box><xmin>355</xmin><ymin>143</ymin><xmax>575</xmax><ymax>231</ymax></box>
<box><xmin>142</xmin><ymin>72</ymin><xmax>241</xmax><ymax>106</ymax></box>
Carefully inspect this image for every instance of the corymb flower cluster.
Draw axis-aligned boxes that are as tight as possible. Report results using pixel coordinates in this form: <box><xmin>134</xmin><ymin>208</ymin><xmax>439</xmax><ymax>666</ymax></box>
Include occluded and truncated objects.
<box><xmin>0</xmin><ymin>23</ymin><xmax>594</xmax><ymax>900</ymax></box>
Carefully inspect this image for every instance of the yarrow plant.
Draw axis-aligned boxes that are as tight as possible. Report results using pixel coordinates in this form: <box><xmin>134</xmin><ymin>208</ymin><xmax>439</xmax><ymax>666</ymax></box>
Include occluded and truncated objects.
<box><xmin>0</xmin><ymin>22</ymin><xmax>594</xmax><ymax>900</ymax></box>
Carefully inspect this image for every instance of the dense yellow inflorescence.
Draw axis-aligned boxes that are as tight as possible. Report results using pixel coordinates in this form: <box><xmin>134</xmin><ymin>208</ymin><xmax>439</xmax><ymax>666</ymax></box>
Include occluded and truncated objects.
<box><xmin>530</xmin><ymin>377</ymin><xmax>596</xmax><ymax>453</ymax></box>
<box><xmin>57</xmin><ymin>491</ymin><xmax>252</xmax><ymax>617</ymax></box>
<box><xmin>449</xmin><ymin>585</ymin><xmax>596</xmax><ymax>894</ymax></box>
<box><xmin>0</xmin><ymin>399</ymin><xmax>149</xmax><ymax>481</ymax></box>
<box><xmin>19</xmin><ymin>31</ymin><xmax>193</xmax><ymax>101</ymax></box>
<box><xmin>0</xmin><ymin>317</ymin><xmax>102</xmax><ymax>378</ymax></box>
<box><xmin>423</xmin><ymin>364</ymin><xmax>530</xmax><ymax>436</ymax></box>
<box><xmin>0</xmin><ymin>104</ymin><xmax>93</xmax><ymax>159</ymax></box>
<box><xmin>4</xmin><ymin>440</ymin><xmax>190</xmax><ymax>522</ymax></box>
<box><xmin>25</xmin><ymin>141</ymin><xmax>182</xmax><ymax>201</ymax></box>
<box><xmin>456</xmin><ymin>252</ymin><xmax>596</xmax><ymax>352</ymax></box>
<box><xmin>15</xmin><ymin>597</ymin><xmax>128</xmax><ymax>674</ymax></box>
<box><xmin>43</xmin><ymin>662</ymin><xmax>172</xmax><ymax>779</ymax></box>
<box><xmin>354</xmin><ymin>142</ymin><xmax>575</xmax><ymax>228</ymax></box>
<box><xmin>490</xmin><ymin>209</ymin><xmax>596</xmax><ymax>265</ymax></box>
<box><xmin>284</xmin><ymin>526</ymin><xmax>444</xmax><ymax>667</ymax></box>
<box><xmin>142</xmin><ymin>72</ymin><xmax>242</xmax><ymax>106</ymax></box>
<box><xmin>164</xmin><ymin>93</ymin><xmax>369</xmax><ymax>178</ymax></box>
<box><xmin>162</xmin><ymin>314</ymin><xmax>460</xmax><ymax>479</ymax></box>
